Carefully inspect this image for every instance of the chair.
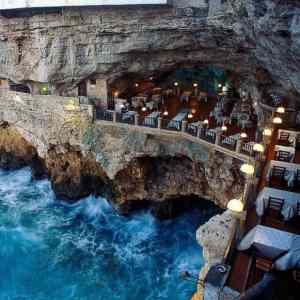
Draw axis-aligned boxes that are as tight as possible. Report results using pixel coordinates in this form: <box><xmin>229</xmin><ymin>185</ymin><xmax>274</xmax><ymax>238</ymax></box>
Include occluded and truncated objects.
<box><xmin>293</xmin><ymin>170</ymin><xmax>300</xmax><ymax>192</ymax></box>
<box><xmin>293</xmin><ymin>270</ymin><xmax>300</xmax><ymax>283</ymax></box>
<box><xmin>278</xmin><ymin>132</ymin><xmax>290</xmax><ymax>146</ymax></box>
<box><xmin>276</xmin><ymin>150</ymin><xmax>291</xmax><ymax>162</ymax></box>
<box><xmin>263</xmin><ymin>197</ymin><xmax>284</xmax><ymax>226</ymax></box>
<box><xmin>269</xmin><ymin>166</ymin><xmax>286</xmax><ymax>188</ymax></box>
<box><xmin>255</xmin><ymin>257</ymin><xmax>273</xmax><ymax>272</ymax></box>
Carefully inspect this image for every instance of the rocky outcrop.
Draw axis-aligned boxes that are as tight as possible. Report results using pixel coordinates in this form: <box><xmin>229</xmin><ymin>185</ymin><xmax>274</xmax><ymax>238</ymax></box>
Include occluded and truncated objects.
<box><xmin>0</xmin><ymin>1</ymin><xmax>299</xmax><ymax>103</ymax></box>
<box><xmin>194</xmin><ymin>210</ymin><xmax>238</xmax><ymax>299</ymax></box>
<box><xmin>0</xmin><ymin>121</ymin><xmax>42</xmax><ymax>172</ymax></box>
<box><xmin>45</xmin><ymin>144</ymin><xmax>110</xmax><ymax>201</ymax></box>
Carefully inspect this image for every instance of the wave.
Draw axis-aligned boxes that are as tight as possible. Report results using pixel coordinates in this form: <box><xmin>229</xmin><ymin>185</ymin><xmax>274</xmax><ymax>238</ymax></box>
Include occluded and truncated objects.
<box><xmin>0</xmin><ymin>168</ymin><xmax>216</xmax><ymax>300</ymax></box>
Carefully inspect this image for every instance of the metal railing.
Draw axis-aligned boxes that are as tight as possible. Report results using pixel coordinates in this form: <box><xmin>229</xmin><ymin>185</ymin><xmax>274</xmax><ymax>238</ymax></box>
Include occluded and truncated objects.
<box><xmin>162</xmin><ymin>119</ymin><xmax>182</xmax><ymax>132</ymax></box>
<box><xmin>220</xmin><ymin>135</ymin><xmax>237</xmax><ymax>151</ymax></box>
<box><xmin>95</xmin><ymin>109</ymin><xmax>113</xmax><ymax>121</ymax></box>
<box><xmin>140</xmin><ymin>116</ymin><xmax>158</xmax><ymax>128</ymax></box>
<box><xmin>116</xmin><ymin>112</ymin><xmax>135</xmax><ymax>125</ymax></box>
<box><xmin>241</xmin><ymin>142</ymin><xmax>254</xmax><ymax>156</ymax></box>
<box><xmin>186</xmin><ymin>124</ymin><xmax>198</xmax><ymax>137</ymax></box>
<box><xmin>200</xmin><ymin>128</ymin><xmax>216</xmax><ymax>144</ymax></box>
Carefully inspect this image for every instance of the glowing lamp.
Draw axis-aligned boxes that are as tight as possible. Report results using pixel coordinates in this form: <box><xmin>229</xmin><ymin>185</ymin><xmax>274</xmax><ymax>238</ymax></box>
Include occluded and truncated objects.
<box><xmin>273</xmin><ymin>117</ymin><xmax>282</xmax><ymax>124</ymax></box>
<box><xmin>163</xmin><ymin>111</ymin><xmax>169</xmax><ymax>116</ymax></box>
<box><xmin>253</xmin><ymin>143</ymin><xmax>265</xmax><ymax>153</ymax></box>
<box><xmin>174</xmin><ymin>82</ymin><xmax>179</xmax><ymax>87</ymax></box>
<box><xmin>203</xmin><ymin>119</ymin><xmax>209</xmax><ymax>125</ymax></box>
<box><xmin>218</xmin><ymin>84</ymin><xmax>222</xmax><ymax>88</ymax></box>
<box><xmin>227</xmin><ymin>199</ymin><xmax>244</xmax><ymax>213</ymax></box>
<box><xmin>276</xmin><ymin>106</ymin><xmax>285</xmax><ymax>114</ymax></box>
<box><xmin>191</xmin><ymin>109</ymin><xmax>196</xmax><ymax>114</ymax></box>
<box><xmin>222</xmin><ymin>86</ymin><xmax>228</xmax><ymax>93</ymax></box>
<box><xmin>120</xmin><ymin>104</ymin><xmax>125</xmax><ymax>109</ymax></box>
<box><xmin>263</xmin><ymin>128</ymin><xmax>272</xmax><ymax>136</ymax></box>
<box><xmin>114</xmin><ymin>91</ymin><xmax>119</xmax><ymax>97</ymax></box>
<box><xmin>188</xmin><ymin>113</ymin><xmax>193</xmax><ymax>119</ymax></box>
<box><xmin>241</xmin><ymin>132</ymin><xmax>248</xmax><ymax>139</ymax></box>
<box><xmin>149</xmin><ymin>77</ymin><xmax>154</xmax><ymax>80</ymax></box>
<box><xmin>135</xmin><ymin>83</ymin><xmax>139</xmax><ymax>87</ymax></box>
<box><xmin>142</xmin><ymin>107</ymin><xmax>147</xmax><ymax>112</ymax></box>
<box><xmin>240</xmin><ymin>163</ymin><xmax>255</xmax><ymax>176</ymax></box>
<box><xmin>221</xmin><ymin>125</ymin><xmax>228</xmax><ymax>131</ymax></box>
<box><xmin>193</xmin><ymin>83</ymin><xmax>198</xmax><ymax>88</ymax></box>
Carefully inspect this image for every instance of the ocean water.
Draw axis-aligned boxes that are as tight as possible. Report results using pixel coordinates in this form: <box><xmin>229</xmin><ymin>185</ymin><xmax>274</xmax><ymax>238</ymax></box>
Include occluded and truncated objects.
<box><xmin>0</xmin><ymin>168</ymin><xmax>217</xmax><ymax>300</ymax></box>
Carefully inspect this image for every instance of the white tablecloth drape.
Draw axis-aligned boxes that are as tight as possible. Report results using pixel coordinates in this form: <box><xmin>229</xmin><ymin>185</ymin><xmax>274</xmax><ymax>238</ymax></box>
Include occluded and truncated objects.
<box><xmin>167</xmin><ymin>112</ymin><xmax>187</xmax><ymax>130</ymax></box>
<box><xmin>278</xmin><ymin>129</ymin><xmax>299</xmax><ymax>147</ymax></box>
<box><xmin>275</xmin><ymin>145</ymin><xmax>296</xmax><ymax>162</ymax></box>
<box><xmin>238</xmin><ymin>225</ymin><xmax>294</xmax><ymax>259</ymax></box>
<box><xmin>256</xmin><ymin>187</ymin><xmax>300</xmax><ymax>220</ymax></box>
<box><xmin>266</xmin><ymin>160</ymin><xmax>300</xmax><ymax>187</ymax></box>
<box><xmin>275</xmin><ymin>236</ymin><xmax>300</xmax><ymax>271</ymax></box>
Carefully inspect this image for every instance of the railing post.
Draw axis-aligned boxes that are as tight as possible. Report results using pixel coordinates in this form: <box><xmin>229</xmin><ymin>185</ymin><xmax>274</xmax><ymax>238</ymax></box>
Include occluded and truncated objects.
<box><xmin>181</xmin><ymin>120</ymin><xmax>187</xmax><ymax>133</ymax></box>
<box><xmin>113</xmin><ymin>111</ymin><xmax>117</xmax><ymax>123</ymax></box>
<box><xmin>197</xmin><ymin>125</ymin><xmax>202</xmax><ymax>138</ymax></box>
<box><xmin>215</xmin><ymin>130</ymin><xmax>222</xmax><ymax>146</ymax></box>
<box><xmin>134</xmin><ymin>113</ymin><xmax>139</xmax><ymax>126</ymax></box>
<box><xmin>157</xmin><ymin>117</ymin><xmax>162</xmax><ymax>129</ymax></box>
<box><xmin>236</xmin><ymin>138</ymin><xmax>243</xmax><ymax>153</ymax></box>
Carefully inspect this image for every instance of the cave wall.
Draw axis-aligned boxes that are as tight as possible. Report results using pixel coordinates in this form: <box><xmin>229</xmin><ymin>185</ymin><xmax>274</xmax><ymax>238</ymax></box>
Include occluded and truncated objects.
<box><xmin>0</xmin><ymin>0</ymin><xmax>299</xmax><ymax>101</ymax></box>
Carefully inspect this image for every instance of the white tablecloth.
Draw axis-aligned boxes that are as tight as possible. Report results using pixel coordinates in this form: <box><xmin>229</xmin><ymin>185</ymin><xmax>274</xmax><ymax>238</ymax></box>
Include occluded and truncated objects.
<box><xmin>168</xmin><ymin>112</ymin><xmax>187</xmax><ymax>130</ymax></box>
<box><xmin>275</xmin><ymin>145</ymin><xmax>295</xmax><ymax>162</ymax></box>
<box><xmin>256</xmin><ymin>187</ymin><xmax>300</xmax><ymax>220</ymax></box>
<box><xmin>266</xmin><ymin>160</ymin><xmax>300</xmax><ymax>187</ymax></box>
<box><xmin>238</xmin><ymin>225</ymin><xmax>294</xmax><ymax>259</ymax></box>
<box><xmin>278</xmin><ymin>129</ymin><xmax>299</xmax><ymax>147</ymax></box>
<box><xmin>275</xmin><ymin>236</ymin><xmax>300</xmax><ymax>271</ymax></box>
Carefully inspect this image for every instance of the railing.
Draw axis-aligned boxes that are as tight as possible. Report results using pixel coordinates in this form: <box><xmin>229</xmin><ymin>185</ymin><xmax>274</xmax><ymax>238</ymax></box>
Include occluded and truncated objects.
<box><xmin>92</xmin><ymin>109</ymin><xmax>256</xmax><ymax>160</ymax></box>
<box><xmin>186</xmin><ymin>124</ymin><xmax>198</xmax><ymax>137</ymax></box>
<box><xmin>220</xmin><ymin>135</ymin><xmax>237</xmax><ymax>151</ymax></box>
<box><xmin>241</xmin><ymin>142</ymin><xmax>254</xmax><ymax>156</ymax></box>
<box><xmin>161</xmin><ymin>119</ymin><xmax>182</xmax><ymax>132</ymax></box>
<box><xmin>200</xmin><ymin>128</ymin><xmax>216</xmax><ymax>144</ymax></box>
<box><xmin>95</xmin><ymin>109</ymin><xmax>113</xmax><ymax>121</ymax></box>
<box><xmin>116</xmin><ymin>112</ymin><xmax>135</xmax><ymax>125</ymax></box>
<box><xmin>139</xmin><ymin>116</ymin><xmax>158</xmax><ymax>128</ymax></box>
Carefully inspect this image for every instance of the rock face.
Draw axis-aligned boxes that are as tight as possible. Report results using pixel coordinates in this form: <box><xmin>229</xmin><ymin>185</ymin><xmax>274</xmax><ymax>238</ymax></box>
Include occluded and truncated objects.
<box><xmin>0</xmin><ymin>1</ymin><xmax>299</xmax><ymax>102</ymax></box>
<box><xmin>195</xmin><ymin>210</ymin><xmax>237</xmax><ymax>298</ymax></box>
<box><xmin>0</xmin><ymin>122</ymin><xmax>40</xmax><ymax>171</ymax></box>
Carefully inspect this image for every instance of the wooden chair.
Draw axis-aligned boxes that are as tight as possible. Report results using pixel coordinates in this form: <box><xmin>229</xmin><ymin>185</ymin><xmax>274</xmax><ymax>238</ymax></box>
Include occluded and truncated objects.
<box><xmin>293</xmin><ymin>270</ymin><xmax>300</xmax><ymax>284</ymax></box>
<box><xmin>276</xmin><ymin>150</ymin><xmax>291</xmax><ymax>162</ymax></box>
<box><xmin>269</xmin><ymin>166</ymin><xmax>286</xmax><ymax>188</ymax></box>
<box><xmin>251</xmin><ymin>257</ymin><xmax>273</xmax><ymax>285</ymax></box>
<box><xmin>293</xmin><ymin>170</ymin><xmax>300</xmax><ymax>192</ymax></box>
<box><xmin>264</xmin><ymin>197</ymin><xmax>284</xmax><ymax>226</ymax></box>
<box><xmin>278</xmin><ymin>132</ymin><xmax>290</xmax><ymax>146</ymax></box>
<box><xmin>256</xmin><ymin>257</ymin><xmax>273</xmax><ymax>272</ymax></box>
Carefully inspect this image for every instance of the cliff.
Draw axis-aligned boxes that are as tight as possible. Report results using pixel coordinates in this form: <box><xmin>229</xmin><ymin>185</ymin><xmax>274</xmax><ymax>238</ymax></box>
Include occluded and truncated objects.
<box><xmin>0</xmin><ymin>0</ymin><xmax>299</xmax><ymax>102</ymax></box>
<box><xmin>0</xmin><ymin>91</ymin><xmax>245</xmax><ymax>212</ymax></box>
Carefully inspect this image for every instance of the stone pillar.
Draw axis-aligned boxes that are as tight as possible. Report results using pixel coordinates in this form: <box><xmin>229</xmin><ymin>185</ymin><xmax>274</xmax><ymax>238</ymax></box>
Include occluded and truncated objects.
<box><xmin>182</xmin><ymin>120</ymin><xmax>188</xmax><ymax>132</ymax></box>
<box><xmin>113</xmin><ymin>111</ymin><xmax>117</xmax><ymax>123</ymax></box>
<box><xmin>87</xmin><ymin>105</ymin><xmax>95</xmax><ymax>122</ymax></box>
<box><xmin>134</xmin><ymin>113</ymin><xmax>139</xmax><ymax>126</ymax></box>
<box><xmin>236</xmin><ymin>139</ymin><xmax>243</xmax><ymax>153</ymax></box>
<box><xmin>157</xmin><ymin>117</ymin><xmax>162</xmax><ymax>129</ymax></box>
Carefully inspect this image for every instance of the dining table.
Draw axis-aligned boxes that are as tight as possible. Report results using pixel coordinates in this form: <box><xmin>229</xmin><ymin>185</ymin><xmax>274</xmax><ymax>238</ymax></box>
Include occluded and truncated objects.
<box><xmin>266</xmin><ymin>160</ymin><xmax>300</xmax><ymax>187</ymax></box>
<box><xmin>275</xmin><ymin>145</ymin><xmax>295</xmax><ymax>162</ymax></box>
<box><xmin>256</xmin><ymin>187</ymin><xmax>300</xmax><ymax>220</ymax></box>
<box><xmin>238</xmin><ymin>225</ymin><xmax>299</xmax><ymax>262</ymax></box>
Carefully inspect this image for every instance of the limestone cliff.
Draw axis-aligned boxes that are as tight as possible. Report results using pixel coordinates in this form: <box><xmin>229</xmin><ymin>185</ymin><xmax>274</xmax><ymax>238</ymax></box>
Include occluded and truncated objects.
<box><xmin>0</xmin><ymin>1</ymin><xmax>299</xmax><ymax>103</ymax></box>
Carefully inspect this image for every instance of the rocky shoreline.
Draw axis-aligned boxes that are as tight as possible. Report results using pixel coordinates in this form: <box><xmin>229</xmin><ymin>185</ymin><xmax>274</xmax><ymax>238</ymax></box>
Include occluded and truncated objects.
<box><xmin>0</xmin><ymin>122</ymin><xmax>244</xmax><ymax>218</ymax></box>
